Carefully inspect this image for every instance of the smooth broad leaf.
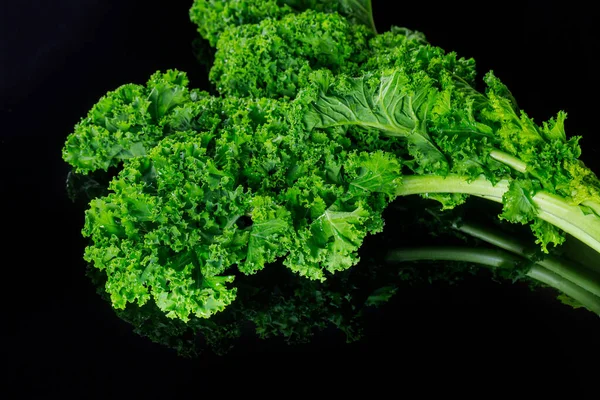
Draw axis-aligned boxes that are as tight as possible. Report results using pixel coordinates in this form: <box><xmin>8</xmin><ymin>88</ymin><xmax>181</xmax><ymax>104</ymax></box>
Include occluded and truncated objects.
<box><xmin>305</xmin><ymin>69</ymin><xmax>426</xmax><ymax>135</ymax></box>
<box><xmin>304</xmin><ymin>69</ymin><xmax>448</xmax><ymax>174</ymax></box>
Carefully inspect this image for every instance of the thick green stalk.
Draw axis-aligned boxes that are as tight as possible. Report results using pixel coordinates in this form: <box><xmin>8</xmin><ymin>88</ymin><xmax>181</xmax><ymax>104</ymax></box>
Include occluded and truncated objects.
<box><xmin>386</xmin><ymin>246</ymin><xmax>600</xmax><ymax>315</ymax></box>
<box><xmin>396</xmin><ymin>174</ymin><xmax>509</xmax><ymax>198</ymax></box>
<box><xmin>395</xmin><ymin>174</ymin><xmax>600</xmax><ymax>254</ymax></box>
<box><xmin>453</xmin><ymin>220</ymin><xmax>600</xmax><ymax>299</ymax></box>
<box><xmin>489</xmin><ymin>150</ymin><xmax>600</xmax><ymax>214</ymax></box>
<box><xmin>489</xmin><ymin>150</ymin><xmax>527</xmax><ymax>173</ymax></box>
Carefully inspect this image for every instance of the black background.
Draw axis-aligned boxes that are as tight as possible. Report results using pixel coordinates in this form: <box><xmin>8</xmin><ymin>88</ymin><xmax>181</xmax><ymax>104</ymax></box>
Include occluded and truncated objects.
<box><xmin>2</xmin><ymin>0</ymin><xmax>599</xmax><ymax>396</ymax></box>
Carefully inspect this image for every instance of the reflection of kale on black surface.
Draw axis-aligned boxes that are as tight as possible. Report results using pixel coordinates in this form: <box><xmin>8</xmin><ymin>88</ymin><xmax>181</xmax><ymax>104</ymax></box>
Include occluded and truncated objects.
<box><xmin>385</xmin><ymin>197</ymin><xmax>600</xmax><ymax>314</ymax></box>
<box><xmin>84</xmin><ymin>257</ymin><xmax>376</xmax><ymax>357</ymax></box>
<box><xmin>66</xmin><ymin>169</ymin><xmax>116</xmax><ymax>204</ymax></box>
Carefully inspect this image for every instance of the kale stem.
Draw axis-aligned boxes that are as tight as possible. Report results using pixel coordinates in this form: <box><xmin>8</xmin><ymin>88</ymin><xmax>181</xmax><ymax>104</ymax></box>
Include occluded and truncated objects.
<box><xmin>396</xmin><ymin>174</ymin><xmax>509</xmax><ymax>198</ymax></box>
<box><xmin>489</xmin><ymin>150</ymin><xmax>528</xmax><ymax>173</ymax></box>
<box><xmin>386</xmin><ymin>246</ymin><xmax>600</xmax><ymax>315</ymax></box>
<box><xmin>395</xmin><ymin>174</ymin><xmax>600</xmax><ymax>254</ymax></box>
<box><xmin>488</xmin><ymin>151</ymin><xmax>600</xmax><ymax>214</ymax></box>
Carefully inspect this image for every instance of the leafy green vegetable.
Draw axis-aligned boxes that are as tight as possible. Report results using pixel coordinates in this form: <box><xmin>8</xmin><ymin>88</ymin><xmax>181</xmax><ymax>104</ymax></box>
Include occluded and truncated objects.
<box><xmin>63</xmin><ymin>0</ymin><xmax>600</xmax><ymax>330</ymax></box>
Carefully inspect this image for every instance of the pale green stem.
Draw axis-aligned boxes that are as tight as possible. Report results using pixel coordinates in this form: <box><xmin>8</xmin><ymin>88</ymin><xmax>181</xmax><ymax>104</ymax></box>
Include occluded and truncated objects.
<box><xmin>489</xmin><ymin>150</ymin><xmax>527</xmax><ymax>173</ymax></box>
<box><xmin>489</xmin><ymin>150</ymin><xmax>600</xmax><ymax>219</ymax></box>
<box><xmin>395</xmin><ymin>174</ymin><xmax>600</xmax><ymax>254</ymax></box>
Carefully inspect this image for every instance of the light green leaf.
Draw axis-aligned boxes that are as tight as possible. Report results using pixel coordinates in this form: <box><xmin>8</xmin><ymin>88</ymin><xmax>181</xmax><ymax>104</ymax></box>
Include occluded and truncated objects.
<box><xmin>304</xmin><ymin>69</ymin><xmax>448</xmax><ymax>174</ymax></box>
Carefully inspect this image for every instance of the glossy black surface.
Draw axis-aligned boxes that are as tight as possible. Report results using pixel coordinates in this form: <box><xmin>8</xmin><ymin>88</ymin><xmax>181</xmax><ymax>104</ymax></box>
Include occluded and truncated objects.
<box><xmin>2</xmin><ymin>0</ymin><xmax>598</xmax><ymax>395</ymax></box>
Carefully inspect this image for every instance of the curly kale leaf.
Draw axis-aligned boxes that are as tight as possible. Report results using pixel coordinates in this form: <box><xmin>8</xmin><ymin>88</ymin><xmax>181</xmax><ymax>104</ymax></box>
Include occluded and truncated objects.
<box><xmin>189</xmin><ymin>0</ymin><xmax>290</xmax><ymax>47</ymax></box>
<box><xmin>62</xmin><ymin>70</ymin><xmax>220</xmax><ymax>174</ymax></box>
<box><xmin>210</xmin><ymin>10</ymin><xmax>371</xmax><ymax>98</ymax></box>
<box><xmin>362</xmin><ymin>26</ymin><xmax>477</xmax><ymax>85</ymax></box>
<box><xmin>189</xmin><ymin>0</ymin><xmax>376</xmax><ymax>48</ymax></box>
